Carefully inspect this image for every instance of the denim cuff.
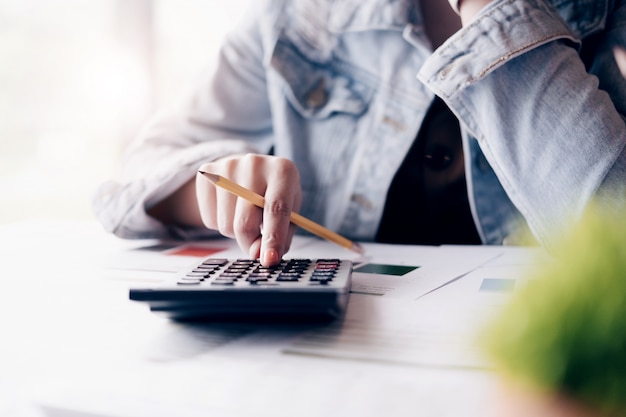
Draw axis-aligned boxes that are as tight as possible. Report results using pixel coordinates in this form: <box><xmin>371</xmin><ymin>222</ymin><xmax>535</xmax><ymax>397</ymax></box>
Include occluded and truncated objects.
<box><xmin>92</xmin><ymin>140</ymin><xmax>260</xmax><ymax>240</ymax></box>
<box><xmin>417</xmin><ymin>0</ymin><xmax>578</xmax><ymax>99</ymax></box>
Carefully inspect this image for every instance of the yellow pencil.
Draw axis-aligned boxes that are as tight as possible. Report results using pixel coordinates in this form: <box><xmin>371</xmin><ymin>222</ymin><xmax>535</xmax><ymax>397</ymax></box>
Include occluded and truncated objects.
<box><xmin>198</xmin><ymin>171</ymin><xmax>364</xmax><ymax>255</ymax></box>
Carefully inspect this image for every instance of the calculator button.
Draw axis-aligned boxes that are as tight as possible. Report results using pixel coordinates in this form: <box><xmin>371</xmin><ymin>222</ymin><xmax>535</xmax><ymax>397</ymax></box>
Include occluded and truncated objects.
<box><xmin>315</xmin><ymin>270</ymin><xmax>335</xmax><ymax>276</ymax></box>
<box><xmin>201</xmin><ymin>258</ymin><xmax>229</xmax><ymax>265</ymax></box>
<box><xmin>310</xmin><ymin>276</ymin><xmax>334</xmax><ymax>283</ymax></box>
<box><xmin>277</xmin><ymin>272</ymin><xmax>301</xmax><ymax>280</ymax></box>
<box><xmin>191</xmin><ymin>269</ymin><xmax>213</xmax><ymax>274</ymax></box>
<box><xmin>285</xmin><ymin>261</ymin><xmax>307</xmax><ymax>266</ymax></box>
<box><xmin>194</xmin><ymin>265</ymin><xmax>219</xmax><ymax>271</ymax></box>
<box><xmin>177</xmin><ymin>279</ymin><xmax>202</xmax><ymax>285</ymax></box>
<box><xmin>218</xmin><ymin>272</ymin><xmax>243</xmax><ymax>279</ymax></box>
<box><xmin>282</xmin><ymin>268</ymin><xmax>306</xmax><ymax>274</ymax></box>
<box><xmin>247</xmin><ymin>276</ymin><xmax>269</xmax><ymax>283</ymax></box>
<box><xmin>185</xmin><ymin>272</ymin><xmax>209</xmax><ymax>278</ymax></box>
<box><xmin>276</xmin><ymin>275</ymin><xmax>300</xmax><ymax>282</ymax></box>
<box><xmin>313</xmin><ymin>268</ymin><xmax>336</xmax><ymax>274</ymax></box>
<box><xmin>252</xmin><ymin>270</ymin><xmax>278</xmax><ymax>277</ymax></box>
<box><xmin>233</xmin><ymin>260</ymin><xmax>256</xmax><ymax>265</ymax></box>
<box><xmin>226</xmin><ymin>266</ymin><xmax>252</xmax><ymax>271</ymax></box>
<box><xmin>248</xmin><ymin>272</ymin><xmax>272</xmax><ymax>278</ymax></box>
<box><xmin>311</xmin><ymin>271</ymin><xmax>335</xmax><ymax>277</ymax></box>
<box><xmin>230</xmin><ymin>261</ymin><xmax>253</xmax><ymax>266</ymax></box>
<box><xmin>211</xmin><ymin>279</ymin><xmax>235</xmax><ymax>285</ymax></box>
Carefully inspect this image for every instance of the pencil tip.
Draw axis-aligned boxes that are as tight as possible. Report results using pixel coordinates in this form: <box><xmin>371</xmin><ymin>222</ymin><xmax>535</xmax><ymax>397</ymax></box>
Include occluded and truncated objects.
<box><xmin>351</xmin><ymin>242</ymin><xmax>365</xmax><ymax>255</ymax></box>
<box><xmin>198</xmin><ymin>171</ymin><xmax>219</xmax><ymax>183</ymax></box>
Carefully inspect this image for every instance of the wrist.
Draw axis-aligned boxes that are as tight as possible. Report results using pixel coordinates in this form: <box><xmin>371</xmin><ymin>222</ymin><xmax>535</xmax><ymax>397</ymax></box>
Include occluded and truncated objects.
<box><xmin>455</xmin><ymin>0</ymin><xmax>493</xmax><ymax>25</ymax></box>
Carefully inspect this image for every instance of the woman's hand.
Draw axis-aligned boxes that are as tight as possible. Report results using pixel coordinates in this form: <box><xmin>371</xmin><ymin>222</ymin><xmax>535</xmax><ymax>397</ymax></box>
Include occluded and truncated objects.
<box><xmin>196</xmin><ymin>154</ymin><xmax>302</xmax><ymax>266</ymax></box>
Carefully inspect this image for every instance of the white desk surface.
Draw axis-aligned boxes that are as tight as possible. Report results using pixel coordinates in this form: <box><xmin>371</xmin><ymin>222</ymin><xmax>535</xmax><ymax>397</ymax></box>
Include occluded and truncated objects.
<box><xmin>0</xmin><ymin>219</ymin><xmax>544</xmax><ymax>417</ymax></box>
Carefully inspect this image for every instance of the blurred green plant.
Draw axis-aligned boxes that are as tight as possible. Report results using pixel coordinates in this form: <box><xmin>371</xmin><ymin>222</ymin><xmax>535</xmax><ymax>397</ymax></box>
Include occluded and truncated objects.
<box><xmin>483</xmin><ymin>203</ymin><xmax>626</xmax><ymax>415</ymax></box>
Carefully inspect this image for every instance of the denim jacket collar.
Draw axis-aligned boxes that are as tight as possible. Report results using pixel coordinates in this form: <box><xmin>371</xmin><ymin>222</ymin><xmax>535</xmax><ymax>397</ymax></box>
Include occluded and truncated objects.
<box><xmin>282</xmin><ymin>0</ymin><xmax>419</xmax><ymax>63</ymax></box>
<box><xmin>327</xmin><ymin>0</ymin><xmax>417</xmax><ymax>33</ymax></box>
<box><xmin>326</xmin><ymin>0</ymin><xmax>614</xmax><ymax>37</ymax></box>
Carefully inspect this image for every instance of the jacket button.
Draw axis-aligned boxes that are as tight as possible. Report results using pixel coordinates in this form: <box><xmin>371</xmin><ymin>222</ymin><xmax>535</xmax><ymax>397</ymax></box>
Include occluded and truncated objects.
<box><xmin>306</xmin><ymin>78</ymin><xmax>328</xmax><ymax>108</ymax></box>
<box><xmin>351</xmin><ymin>193</ymin><xmax>373</xmax><ymax>210</ymax></box>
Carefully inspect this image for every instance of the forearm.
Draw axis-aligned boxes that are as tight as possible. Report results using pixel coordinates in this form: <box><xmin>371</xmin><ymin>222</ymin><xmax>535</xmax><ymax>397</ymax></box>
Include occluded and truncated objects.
<box><xmin>147</xmin><ymin>177</ymin><xmax>203</xmax><ymax>228</ymax></box>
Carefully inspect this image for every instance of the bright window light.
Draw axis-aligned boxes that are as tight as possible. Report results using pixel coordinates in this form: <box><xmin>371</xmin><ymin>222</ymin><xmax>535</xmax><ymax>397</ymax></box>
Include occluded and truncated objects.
<box><xmin>0</xmin><ymin>0</ymin><xmax>252</xmax><ymax>225</ymax></box>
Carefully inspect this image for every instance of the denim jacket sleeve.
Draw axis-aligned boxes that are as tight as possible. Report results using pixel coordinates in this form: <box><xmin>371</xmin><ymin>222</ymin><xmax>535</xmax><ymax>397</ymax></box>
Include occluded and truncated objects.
<box><xmin>418</xmin><ymin>0</ymin><xmax>626</xmax><ymax>249</ymax></box>
<box><xmin>92</xmin><ymin>3</ymin><xmax>278</xmax><ymax>239</ymax></box>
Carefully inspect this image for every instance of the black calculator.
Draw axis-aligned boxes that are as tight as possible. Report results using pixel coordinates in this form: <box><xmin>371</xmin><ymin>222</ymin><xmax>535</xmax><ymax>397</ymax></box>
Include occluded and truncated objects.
<box><xmin>129</xmin><ymin>258</ymin><xmax>353</xmax><ymax>322</ymax></box>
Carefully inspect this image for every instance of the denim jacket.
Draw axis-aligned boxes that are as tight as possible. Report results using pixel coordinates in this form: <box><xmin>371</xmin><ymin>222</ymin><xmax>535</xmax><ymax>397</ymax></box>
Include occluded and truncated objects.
<box><xmin>93</xmin><ymin>0</ymin><xmax>626</xmax><ymax>248</ymax></box>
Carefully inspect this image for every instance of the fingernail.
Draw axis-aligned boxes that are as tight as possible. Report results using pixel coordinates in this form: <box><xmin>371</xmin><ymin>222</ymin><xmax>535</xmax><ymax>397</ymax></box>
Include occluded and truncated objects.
<box><xmin>262</xmin><ymin>248</ymin><xmax>280</xmax><ymax>265</ymax></box>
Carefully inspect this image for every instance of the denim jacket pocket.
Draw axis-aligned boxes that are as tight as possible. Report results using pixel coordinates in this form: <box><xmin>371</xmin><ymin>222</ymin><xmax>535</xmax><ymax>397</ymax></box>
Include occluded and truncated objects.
<box><xmin>269</xmin><ymin>39</ymin><xmax>374</xmax><ymax>120</ymax></box>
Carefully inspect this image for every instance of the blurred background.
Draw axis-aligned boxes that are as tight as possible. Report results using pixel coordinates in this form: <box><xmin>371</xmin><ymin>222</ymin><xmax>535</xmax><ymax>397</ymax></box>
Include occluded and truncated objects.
<box><xmin>0</xmin><ymin>0</ymin><xmax>252</xmax><ymax>226</ymax></box>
